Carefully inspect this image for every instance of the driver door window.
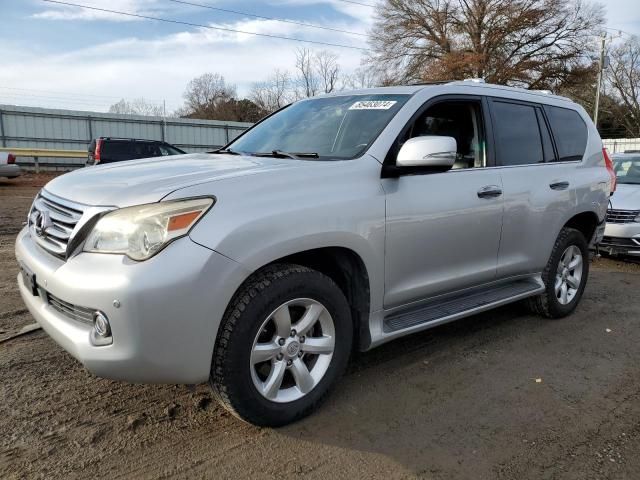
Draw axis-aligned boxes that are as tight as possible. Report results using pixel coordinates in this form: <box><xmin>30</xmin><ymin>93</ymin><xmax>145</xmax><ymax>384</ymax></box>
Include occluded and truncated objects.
<box><xmin>401</xmin><ymin>101</ymin><xmax>486</xmax><ymax>169</ymax></box>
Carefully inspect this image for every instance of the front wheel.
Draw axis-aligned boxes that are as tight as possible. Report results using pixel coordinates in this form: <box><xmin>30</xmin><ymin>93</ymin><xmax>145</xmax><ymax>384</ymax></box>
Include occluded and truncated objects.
<box><xmin>527</xmin><ymin>227</ymin><xmax>589</xmax><ymax>318</ymax></box>
<box><xmin>210</xmin><ymin>264</ymin><xmax>352</xmax><ymax>427</ymax></box>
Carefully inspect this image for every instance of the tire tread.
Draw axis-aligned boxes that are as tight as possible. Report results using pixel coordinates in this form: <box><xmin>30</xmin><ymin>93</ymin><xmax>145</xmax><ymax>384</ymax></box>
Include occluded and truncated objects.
<box><xmin>209</xmin><ymin>263</ymin><xmax>347</xmax><ymax>426</ymax></box>
<box><xmin>526</xmin><ymin>227</ymin><xmax>587</xmax><ymax>318</ymax></box>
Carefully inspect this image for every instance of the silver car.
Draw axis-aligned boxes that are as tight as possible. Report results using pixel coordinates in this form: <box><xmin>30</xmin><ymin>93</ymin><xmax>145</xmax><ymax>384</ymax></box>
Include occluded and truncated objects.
<box><xmin>600</xmin><ymin>153</ymin><xmax>640</xmax><ymax>256</ymax></box>
<box><xmin>15</xmin><ymin>81</ymin><xmax>613</xmax><ymax>426</ymax></box>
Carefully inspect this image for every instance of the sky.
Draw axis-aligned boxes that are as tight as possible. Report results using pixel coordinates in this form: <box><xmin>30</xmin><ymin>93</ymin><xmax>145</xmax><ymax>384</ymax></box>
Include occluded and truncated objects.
<box><xmin>0</xmin><ymin>0</ymin><xmax>639</xmax><ymax>114</ymax></box>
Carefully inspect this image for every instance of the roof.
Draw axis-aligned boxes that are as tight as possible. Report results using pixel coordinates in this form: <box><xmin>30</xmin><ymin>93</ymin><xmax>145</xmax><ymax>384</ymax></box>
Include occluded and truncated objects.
<box><xmin>321</xmin><ymin>79</ymin><xmax>573</xmax><ymax>103</ymax></box>
<box><xmin>97</xmin><ymin>137</ymin><xmax>168</xmax><ymax>143</ymax></box>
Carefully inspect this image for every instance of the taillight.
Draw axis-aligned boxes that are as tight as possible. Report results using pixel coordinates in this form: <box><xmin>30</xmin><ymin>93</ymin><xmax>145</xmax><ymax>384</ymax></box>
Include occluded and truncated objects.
<box><xmin>603</xmin><ymin>148</ymin><xmax>616</xmax><ymax>195</ymax></box>
<box><xmin>7</xmin><ymin>153</ymin><xmax>16</xmax><ymax>164</ymax></box>
<box><xmin>94</xmin><ymin>139</ymin><xmax>103</xmax><ymax>164</ymax></box>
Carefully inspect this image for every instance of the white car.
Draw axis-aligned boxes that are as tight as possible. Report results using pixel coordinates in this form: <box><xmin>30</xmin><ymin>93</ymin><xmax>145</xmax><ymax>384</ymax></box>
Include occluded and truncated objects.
<box><xmin>0</xmin><ymin>152</ymin><xmax>21</xmax><ymax>178</ymax></box>
<box><xmin>600</xmin><ymin>153</ymin><xmax>640</xmax><ymax>256</ymax></box>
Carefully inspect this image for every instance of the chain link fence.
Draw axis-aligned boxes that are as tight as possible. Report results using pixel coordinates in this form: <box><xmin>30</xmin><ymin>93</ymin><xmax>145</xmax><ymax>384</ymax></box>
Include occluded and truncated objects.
<box><xmin>602</xmin><ymin>138</ymin><xmax>640</xmax><ymax>154</ymax></box>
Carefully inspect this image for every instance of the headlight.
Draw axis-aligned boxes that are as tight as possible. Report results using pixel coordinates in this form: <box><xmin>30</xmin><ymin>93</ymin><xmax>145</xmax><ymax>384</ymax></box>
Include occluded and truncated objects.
<box><xmin>635</xmin><ymin>213</ymin><xmax>640</xmax><ymax>223</ymax></box>
<box><xmin>84</xmin><ymin>198</ymin><xmax>214</xmax><ymax>261</ymax></box>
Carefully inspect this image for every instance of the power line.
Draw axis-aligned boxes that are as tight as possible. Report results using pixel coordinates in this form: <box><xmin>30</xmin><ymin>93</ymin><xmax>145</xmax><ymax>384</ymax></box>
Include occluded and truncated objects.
<box><xmin>602</xmin><ymin>26</ymin><xmax>638</xmax><ymax>39</ymax></box>
<box><xmin>333</xmin><ymin>0</ymin><xmax>378</xmax><ymax>7</ymax></box>
<box><xmin>41</xmin><ymin>0</ymin><xmax>371</xmax><ymax>51</ymax></box>
<box><xmin>166</xmin><ymin>0</ymin><xmax>369</xmax><ymax>38</ymax></box>
<box><xmin>0</xmin><ymin>85</ymin><xmax>133</xmax><ymax>100</ymax></box>
<box><xmin>0</xmin><ymin>92</ymin><xmax>182</xmax><ymax>111</ymax></box>
<box><xmin>0</xmin><ymin>86</ymin><xmax>174</xmax><ymax>105</ymax></box>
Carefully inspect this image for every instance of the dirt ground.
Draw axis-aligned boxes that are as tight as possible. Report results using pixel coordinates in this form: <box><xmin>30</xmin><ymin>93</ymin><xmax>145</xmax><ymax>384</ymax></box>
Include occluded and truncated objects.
<box><xmin>1</xmin><ymin>174</ymin><xmax>640</xmax><ymax>479</ymax></box>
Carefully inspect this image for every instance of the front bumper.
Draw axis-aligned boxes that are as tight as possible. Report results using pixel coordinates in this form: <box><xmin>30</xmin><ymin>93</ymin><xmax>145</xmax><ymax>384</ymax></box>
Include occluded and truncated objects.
<box><xmin>600</xmin><ymin>222</ymin><xmax>640</xmax><ymax>256</ymax></box>
<box><xmin>15</xmin><ymin>227</ymin><xmax>249</xmax><ymax>384</ymax></box>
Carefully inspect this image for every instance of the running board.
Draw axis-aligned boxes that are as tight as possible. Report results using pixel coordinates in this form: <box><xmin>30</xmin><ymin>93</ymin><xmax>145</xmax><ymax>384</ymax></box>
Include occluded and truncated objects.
<box><xmin>383</xmin><ymin>278</ymin><xmax>544</xmax><ymax>333</ymax></box>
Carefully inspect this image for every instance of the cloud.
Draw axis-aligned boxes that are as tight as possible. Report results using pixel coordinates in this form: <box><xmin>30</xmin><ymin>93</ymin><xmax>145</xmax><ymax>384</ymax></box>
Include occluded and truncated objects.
<box><xmin>32</xmin><ymin>0</ymin><xmax>165</xmax><ymax>21</ymax></box>
<box><xmin>0</xmin><ymin>16</ymin><xmax>370</xmax><ymax>112</ymax></box>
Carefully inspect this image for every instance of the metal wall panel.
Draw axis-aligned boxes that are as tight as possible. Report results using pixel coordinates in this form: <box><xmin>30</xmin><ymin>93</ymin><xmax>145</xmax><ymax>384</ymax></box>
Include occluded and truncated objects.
<box><xmin>0</xmin><ymin>104</ymin><xmax>252</xmax><ymax>170</ymax></box>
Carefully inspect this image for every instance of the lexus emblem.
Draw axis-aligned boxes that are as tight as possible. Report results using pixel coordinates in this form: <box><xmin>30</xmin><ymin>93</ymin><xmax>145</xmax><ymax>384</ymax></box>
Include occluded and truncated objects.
<box><xmin>34</xmin><ymin>210</ymin><xmax>53</xmax><ymax>237</ymax></box>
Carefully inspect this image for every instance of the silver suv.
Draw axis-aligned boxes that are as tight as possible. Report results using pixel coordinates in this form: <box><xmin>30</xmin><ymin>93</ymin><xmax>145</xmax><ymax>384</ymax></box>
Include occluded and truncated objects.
<box><xmin>16</xmin><ymin>81</ymin><xmax>614</xmax><ymax>426</ymax></box>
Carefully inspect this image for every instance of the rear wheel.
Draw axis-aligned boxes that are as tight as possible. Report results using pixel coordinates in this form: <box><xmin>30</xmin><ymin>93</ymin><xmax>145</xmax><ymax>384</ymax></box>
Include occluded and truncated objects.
<box><xmin>527</xmin><ymin>227</ymin><xmax>589</xmax><ymax>318</ymax></box>
<box><xmin>210</xmin><ymin>264</ymin><xmax>352</xmax><ymax>427</ymax></box>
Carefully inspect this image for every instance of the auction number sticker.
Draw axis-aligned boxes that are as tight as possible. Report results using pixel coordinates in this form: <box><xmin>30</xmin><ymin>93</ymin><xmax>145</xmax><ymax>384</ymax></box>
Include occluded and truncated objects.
<box><xmin>349</xmin><ymin>100</ymin><xmax>397</xmax><ymax>110</ymax></box>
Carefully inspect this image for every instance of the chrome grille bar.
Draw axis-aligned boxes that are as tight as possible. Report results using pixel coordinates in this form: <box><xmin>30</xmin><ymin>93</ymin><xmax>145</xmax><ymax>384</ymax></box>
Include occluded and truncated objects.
<box><xmin>606</xmin><ymin>209</ymin><xmax>640</xmax><ymax>224</ymax></box>
<box><xmin>46</xmin><ymin>291</ymin><xmax>94</xmax><ymax>325</ymax></box>
<box><xmin>28</xmin><ymin>190</ymin><xmax>85</xmax><ymax>258</ymax></box>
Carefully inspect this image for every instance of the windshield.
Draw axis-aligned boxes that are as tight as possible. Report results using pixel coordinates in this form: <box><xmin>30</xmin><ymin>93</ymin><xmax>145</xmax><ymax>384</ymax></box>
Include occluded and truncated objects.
<box><xmin>613</xmin><ymin>155</ymin><xmax>640</xmax><ymax>185</ymax></box>
<box><xmin>227</xmin><ymin>94</ymin><xmax>410</xmax><ymax>160</ymax></box>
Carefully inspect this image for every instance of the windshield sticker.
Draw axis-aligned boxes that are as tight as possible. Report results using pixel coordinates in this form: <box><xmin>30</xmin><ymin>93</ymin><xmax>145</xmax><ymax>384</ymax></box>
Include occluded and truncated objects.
<box><xmin>349</xmin><ymin>100</ymin><xmax>397</xmax><ymax>110</ymax></box>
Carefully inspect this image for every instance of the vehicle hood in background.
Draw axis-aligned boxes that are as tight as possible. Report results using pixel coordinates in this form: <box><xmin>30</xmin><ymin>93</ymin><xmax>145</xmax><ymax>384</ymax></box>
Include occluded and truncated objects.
<box><xmin>610</xmin><ymin>183</ymin><xmax>640</xmax><ymax>211</ymax></box>
<box><xmin>43</xmin><ymin>153</ymin><xmax>299</xmax><ymax>207</ymax></box>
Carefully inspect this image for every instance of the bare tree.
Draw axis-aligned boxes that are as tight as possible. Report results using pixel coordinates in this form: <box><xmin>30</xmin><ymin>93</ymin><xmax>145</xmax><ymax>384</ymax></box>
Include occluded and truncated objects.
<box><xmin>607</xmin><ymin>38</ymin><xmax>640</xmax><ymax>137</ymax></box>
<box><xmin>294</xmin><ymin>48</ymin><xmax>320</xmax><ymax>98</ymax></box>
<box><xmin>368</xmin><ymin>0</ymin><xmax>604</xmax><ymax>88</ymax></box>
<box><xmin>183</xmin><ymin>73</ymin><xmax>236</xmax><ymax>116</ymax></box>
<box><xmin>316</xmin><ymin>50</ymin><xmax>340</xmax><ymax>93</ymax></box>
<box><xmin>342</xmin><ymin>66</ymin><xmax>379</xmax><ymax>89</ymax></box>
<box><xmin>108</xmin><ymin>98</ymin><xmax>164</xmax><ymax>116</ymax></box>
<box><xmin>250</xmin><ymin>69</ymin><xmax>293</xmax><ymax>113</ymax></box>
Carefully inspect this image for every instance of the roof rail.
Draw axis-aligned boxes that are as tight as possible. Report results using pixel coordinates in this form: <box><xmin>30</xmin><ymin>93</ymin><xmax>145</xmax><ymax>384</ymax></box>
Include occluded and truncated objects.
<box><xmin>407</xmin><ymin>80</ymin><xmax>454</xmax><ymax>86</ymax></box>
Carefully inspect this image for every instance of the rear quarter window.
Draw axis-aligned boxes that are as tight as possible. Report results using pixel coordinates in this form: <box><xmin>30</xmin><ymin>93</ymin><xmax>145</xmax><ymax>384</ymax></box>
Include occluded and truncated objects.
<box><xmin>543</xmin><ymin>106</ymin><xmax>587</xmax><ymax>162</ymax></box>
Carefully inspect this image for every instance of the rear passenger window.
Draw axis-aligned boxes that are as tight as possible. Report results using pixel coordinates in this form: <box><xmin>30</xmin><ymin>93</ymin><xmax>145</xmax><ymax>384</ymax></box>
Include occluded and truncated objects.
<box><xmin>492</xmin><ymin>102</ymin><xmax>543</xmax><ymax>166</ymax></box>
<box><xmin>544</xmin><ymin>106</ymin><xmax>587</xmax><ymax>162</ymax></box>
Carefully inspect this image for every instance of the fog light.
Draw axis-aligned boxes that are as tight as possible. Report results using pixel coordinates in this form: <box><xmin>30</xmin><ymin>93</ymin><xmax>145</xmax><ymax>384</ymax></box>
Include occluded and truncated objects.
<box><xmin>93</xmin><ymin>311</ymin><xmax>111</xmax><ymax>337</ymax></box>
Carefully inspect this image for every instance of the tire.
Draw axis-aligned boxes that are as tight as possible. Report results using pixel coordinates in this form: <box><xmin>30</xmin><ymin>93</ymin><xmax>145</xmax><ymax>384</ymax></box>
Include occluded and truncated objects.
<box><xmin>210</xmin><ymin>263</ymin><xmax>352</xmax><ymax>427</ymax></box>
<box><xmin>526</xmin><ymin>227</ymin><xmax>589</xmax><ymax>318</ymax></box>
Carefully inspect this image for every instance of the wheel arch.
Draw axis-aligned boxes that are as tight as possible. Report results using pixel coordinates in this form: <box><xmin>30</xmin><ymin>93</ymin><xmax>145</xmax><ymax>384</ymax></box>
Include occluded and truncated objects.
<box><xmin>564</xmin><ymin>210</ymin><xmax>600</xmax><ymax>244</ymax></box>
<box><xmin>225</xmin><ymin>246</ymin><xmax>372</xmax><ymax>352</ymax></box>
<box><xmin>277</xmin><ymin>247</ymin><xmax>371</xmax><ymax>351</ymax></box>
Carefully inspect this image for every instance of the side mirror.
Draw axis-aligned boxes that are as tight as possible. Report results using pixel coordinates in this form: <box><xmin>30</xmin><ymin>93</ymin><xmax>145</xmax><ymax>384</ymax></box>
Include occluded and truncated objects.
<box><xmin>396</xmin><ymin>136</ymin><xmax>457</xmax><ymax>168</ymax></box>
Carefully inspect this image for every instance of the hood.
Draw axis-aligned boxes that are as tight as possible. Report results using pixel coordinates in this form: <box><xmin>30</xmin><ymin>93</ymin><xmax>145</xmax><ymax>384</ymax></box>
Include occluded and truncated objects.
<box><xmin>610</xmin><ymin>183</ymin><xmax>640</xmax><ymax>211</ymax></box>
<box><xmin>44</xmin><ymin>153</ymin><xmax>299</xmax><ymax>207</ymax></box>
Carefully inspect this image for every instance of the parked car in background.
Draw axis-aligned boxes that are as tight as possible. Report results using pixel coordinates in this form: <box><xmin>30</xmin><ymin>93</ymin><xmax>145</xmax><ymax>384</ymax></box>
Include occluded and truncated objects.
<box><xmin>600</xmin><ymin>153</ymin><xmax>640</xmax><ymax>256</ymax></box>
<box><xmin>0</xmin><ymin>152</ymin><xmax>21</xmax><ymax>178</ymax></box>
<box><xmin>17</xmin><ymin>81</ymin><xmax>613</xmax><ymax>427</ymax></box>
<box><xmin>87</xmin><ymin>137</ymin><xmax>186</xmax><ymax>165</ymax></box>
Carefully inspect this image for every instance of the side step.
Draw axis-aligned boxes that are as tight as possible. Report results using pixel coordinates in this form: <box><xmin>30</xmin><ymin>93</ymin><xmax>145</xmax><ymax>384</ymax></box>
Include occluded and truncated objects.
<box><xmin>383</xmin><ymin>278</ymin><xmax>543</xmax><ymax>333</ymax></box>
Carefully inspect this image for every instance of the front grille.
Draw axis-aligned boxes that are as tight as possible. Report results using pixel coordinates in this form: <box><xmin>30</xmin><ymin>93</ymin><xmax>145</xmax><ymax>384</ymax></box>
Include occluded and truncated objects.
<box><xmin>28</xmin><ymin>191</ymin><xmax>84</xmax><ymax>258</ymax></box>
<box><xmin>606</xmin><ymin>209</ymin><xmax>640</xmax><ymax>224</ymax></box>
<box><xmin>600</xmin><ymin>236</ymin><xmax>640</xmax><ymax>248</ymax></box>
<box><xmin>46</xmin><ymin>291</ymin><xmax>94</xmax><ymax>325</ymax></box>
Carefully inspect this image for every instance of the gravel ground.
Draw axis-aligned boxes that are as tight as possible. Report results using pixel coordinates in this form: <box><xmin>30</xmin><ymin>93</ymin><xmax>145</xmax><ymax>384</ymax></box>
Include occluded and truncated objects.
<box><xmin>1</xmin><ymin>174</ymin><xmax>640</xmax><ymax>479</ymax></box>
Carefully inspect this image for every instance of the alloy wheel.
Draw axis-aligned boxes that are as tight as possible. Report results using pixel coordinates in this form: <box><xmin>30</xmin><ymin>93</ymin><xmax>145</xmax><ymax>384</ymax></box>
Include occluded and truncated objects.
<box><xmin>250</xmin><ymin>298</ymin><xmax>335</xmax><ymax>403</ymax></box>
<box><xmin>555</xmin><ymin>245</ymin><xmax>583</xmax><ymax>305</ymax></box>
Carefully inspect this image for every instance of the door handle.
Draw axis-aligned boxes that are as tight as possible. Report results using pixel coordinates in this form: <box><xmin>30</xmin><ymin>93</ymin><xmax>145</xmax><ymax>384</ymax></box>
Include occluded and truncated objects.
<box><xmin>549</xmin><ymin>181</ymin><xmax>570</xmax><ymax>190</ymax></box>
<box><xmin>477</xmin><ymin>185</ymin><xmax>502</xmax><ymax>199</ymax></box>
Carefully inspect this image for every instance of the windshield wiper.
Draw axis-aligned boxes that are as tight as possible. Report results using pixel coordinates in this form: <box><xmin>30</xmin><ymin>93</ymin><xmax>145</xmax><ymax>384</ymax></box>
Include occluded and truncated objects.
<box><xmin>210</xmin><ymin>147</ymin><xmax>240</xmax><ymax>155</ymax></box>
<box><xmin>253</xmin><ymin>150</ymin><xmax>319</xmax><ymax>159</ymax></box>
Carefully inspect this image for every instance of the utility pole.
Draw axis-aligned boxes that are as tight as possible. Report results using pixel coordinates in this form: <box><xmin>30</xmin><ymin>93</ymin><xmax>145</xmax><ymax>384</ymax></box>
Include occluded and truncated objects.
<box><xmin>162</xmin><ymin>99</ymin><xmax>167</xmax><ymax>141</ymax></box>
<box><xmin>593</xmin><ymin>34</ymin><xmax>606</xmax><ymax>127</ymax></box>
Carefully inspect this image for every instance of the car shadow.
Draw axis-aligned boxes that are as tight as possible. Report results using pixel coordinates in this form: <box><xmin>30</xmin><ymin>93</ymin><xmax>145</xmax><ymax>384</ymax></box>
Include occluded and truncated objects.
<box><xmin>274</xmin><ymin>301</ymin><xmax>560</xmax><ymax>476</ymax></box>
